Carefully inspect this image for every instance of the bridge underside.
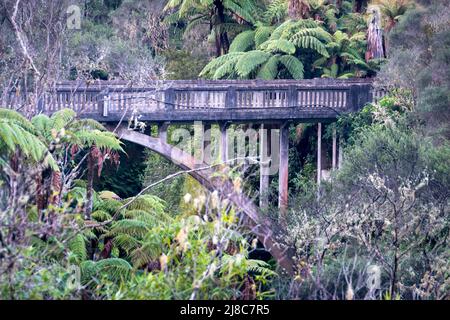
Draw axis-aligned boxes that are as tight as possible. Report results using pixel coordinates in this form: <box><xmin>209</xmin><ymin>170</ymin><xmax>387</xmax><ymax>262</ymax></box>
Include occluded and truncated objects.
<box><xmin>114</xmin><ymin>125</ymin><xmax>296</xmax><ymax>274</ymax></box>
<box><xmin>84</xmin><ymin>107</ymin><xmax>341</xmax><ymax>123</ymax></box>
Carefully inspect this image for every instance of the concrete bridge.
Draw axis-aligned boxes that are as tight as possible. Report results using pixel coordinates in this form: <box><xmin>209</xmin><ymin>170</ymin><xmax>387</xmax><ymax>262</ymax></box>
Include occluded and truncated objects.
<box><xmin>4</xmin><ymin>78</ymin><xmax>383</xmax><ymax>274</ymax></box>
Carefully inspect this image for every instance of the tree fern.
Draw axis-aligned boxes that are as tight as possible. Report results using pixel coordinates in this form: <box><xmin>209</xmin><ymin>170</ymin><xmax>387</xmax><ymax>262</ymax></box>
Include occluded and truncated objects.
<box><xmin>95</xmin><ymin>258</ymin><xmax>132</xmax><ymax>282</ymax></box>
<box><xmin>291</xmin><ymin>27</ymin><xmax>332</xmax><ymax>43</ymax></box>
<box><xmin>94</xmin><ymin>198</ymin><xmax>123</xmax><ymax>214</ymax></box>
<box><xmin>264</xmin><ymin>0</ymin><xmax>288</xmax><ymax>23</ymax></box>
<box><xmin>223</xmin><ymin>0</ymin><xmax>257</xmax><ymax>24</ymax></box>
<box><xmin>291</xmin><ymin>35</ymin><xmax>329</xmax><ymax>57</ymax></box>
<box><xmin>68</xmin><ymin>234</ymin><xmax>88</xmax><ymax>263</ymax></box>
<box><xmin>279</xmin><ymin>55</ymin><xmax>305</xmax><ymax>79</ymax></box>
<box><xmin>260</xmin><ymin>39</ymin><xmax>296</xmax><ymax>54</ymax></box>
<box><xmin>200</xmin><ymin>52</ymin><xmax>243</xmax><ymax>78</ymax></box>
<box><xmin>254</xmin><ymin>25</ymin><xmax>274</xmax><ymax>47</ymax></box>
<box><xmin>92</xmin><ymin>210</ymin><xmax>112</xmax><ymax>222</ymax></box>
<box><xmin>235</xmin><ymin>50</ymin><xmax>271</xmax><ymax>77</ymax></box>
<box><xmin>123</xmin><ymin>195</ymin><xmax>167</xmax><ymax>214</ymax></box>
<box><xmin>256</xmin><ymin>55</ymin><xmax>280</xmax><ymax>79</ymax></box>
<box><xmin>212</xmin><ymin>53</ymin><xmax>242</xmax><ymax>79</ymax></box>
<box><xmin>245</xmin><ymin>259</ymin><xmax>277</xmax><ymax>276</ymax></box>
<box><xmin>0</xmin><ymin>109</ymin><xmax>57</xmax><ymax>168</ymax></box>
<box><xmin>229</xmin><ymin>30</ymin><xmax>255</xmax><ymax>53</ymax></box>
<box><xmin>199</xmin><ymin>17</ymin><xmax>331</xmax><ymax>79</ymax></box>
<box><xmin>112</xmin><ymin>234</ymin><xmax>141</xmax><ymax>255</ymax></box>
<box><xmin>123</xmin><ymin>209</ymin><xmax>161</xmax><ymax>226</ymax></box>
<box><xmin>73</xmin><ymin>129</ymin><xmax>123</xmax><ymax>151</ymax></box>
<box><xmin>108</xmin><ymin>219</ymin><xmax>150</xmax><ymax>239</ymax></box>
<box><xmin>130</xmin><ymin>245</ymin><xmax>160</xmax><ymax>269</ymax></box>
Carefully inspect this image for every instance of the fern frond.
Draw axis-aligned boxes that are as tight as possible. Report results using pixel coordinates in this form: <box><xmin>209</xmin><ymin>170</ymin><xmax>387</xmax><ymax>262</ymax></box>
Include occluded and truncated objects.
<box><xmin>95</xmin><ymin>258</ymin><xmax>132</xmax><ymax>282</ymax></box>
<box><xmin>245</xmin><ymin>259</ymin><xmax>277</xmax><ymax>276</ymax></box>
<box><xmin>80</xmin><ymin>260</ymin><xmax>98</xmax><ymax>285</ymax></box>
<box><xmin>254</xmin><ymin>26</ymin><xmax>274</xmax><ymax>47</ymax></box>
<box><xmin>291</xmin><ymin>35</ymin><xmax>329</xmax><ymax>57</ymax></box>
<box><xmin>122</xmin><ymin>195</ymin><xmax>166</xmax><ymax>213</ymax></box>
<box><xmin>223</xmin><ymin>0</ymin><xmax>256</xmax><ymax>24</ymax></box>
<box><xmin>0</xmin><ymin>115</ymin><xmax>55</xmax><ymax>167</ymax></box>
<box><xmin>112</xmin><ymin>234</ymin><xmax>141</xmax><ymax>254</ymax></box>
<box><xmin>199</xmin><ymin>52</ymin><xmax>243</xmax><ymax>78</ymax></box>
<box><xmin>92</xmin><ymin>210</ymin><xmax>112</xmax><ymax>222</ymax></box>
<box><xmin>73</xmin><ymin>129</ymin><xmax>123</xmax><ymax>151</ymax></box>
<box><xmin>0</xmin><ymin>109</ymin><xmax>36</xmax><ymax>133</ymax></box>
<box><xmin>235</xmin><ymin>50</ymin><xmax>270</xmax><ymax>78</ymax></box>
<box><xmin>50</xmin><ymin>109</ymin><xmax>77</xmax><ymax>131</ymax></box>
<box><xmin>264</xmin><ymin>0</ymin><xmax>287</xmax><ymax>23</ymax></box>
<box><xmin>260</xmin><ymin>39</ymin><xmax>296</xmax><ymax>54</ymax></box>
<box><xmin>256</xmin><ymin>55</ymin><xmax>280</xmax><ymax>80</ymax></box>
<box><xmin>130</xmin><ymin>240</ymin><xmax>163</xmax><ymax>268</ymax></box>
<box><xmin>229</xmin><ymin>30</ymin><xmax>255</xmax><ymax>53</ymax></box>
<box><xmin>212</xmin><ymin>55</ymin><xmax>241</xmax><ymax>79</ymax></box>
<box><xmin>279</xmin><ymin>55</ymin><xmax>304</xmax><ymax>79</ymax></box>
<box><xmin>69</xmin><ymin>234</ymin><xmax>88</xmax><ymax>263</ymax></box>
<box><xmin>108</xmin><ymin>219</ymin><xmax>150</xmax><ymax>238</ymax></box>
<box><xmin>71</xmin><ymin>118</ymin><xmax>106</xmax><ymax>131</ymax></box>
<box><xmin>292</xmin><ymin>27</ymin><xmax>332</xmax><ymax>43</ymax></box>
<box><xmin>94</xmin><ymin>198</ymin><xmax>123</xmax><ymax>215</ymax></box>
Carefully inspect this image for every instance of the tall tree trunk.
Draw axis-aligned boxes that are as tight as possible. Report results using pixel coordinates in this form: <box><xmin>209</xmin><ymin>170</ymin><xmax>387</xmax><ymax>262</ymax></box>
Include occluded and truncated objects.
<box><xmin>288</xmin><ymin>0</ymin><xmax>310</xmax><ymax>20</ymax></box>
<box><xmin>366</xmin><ymin>8</ymin><xmax>385</xmax><ymax>62</ymax></box>
<box><xmin>213</xmin><ymin>0</ymin><xmax>229</xmax><ymax>56</ymax></box>
<box><xmin>85</xmin><ymin>149</ymin><xmax>95</xmax><ymax>220</ymax></box>
<box><xmin>354</xmin><ymin>0</ymin><xmax>369</xmax><ymax>13</ymax></box>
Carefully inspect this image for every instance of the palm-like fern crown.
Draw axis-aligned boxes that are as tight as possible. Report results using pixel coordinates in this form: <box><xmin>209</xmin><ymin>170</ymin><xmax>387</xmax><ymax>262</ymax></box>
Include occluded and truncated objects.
<box><xmin>67</xmin><ymin>188</ymin><xmax>275</xmax><ymax>289</ymax></box>
<box><xmin>200</xmin><ymin>18</ymin><xmax>331</xmax><ymax>80</ymax></box>
<box><xmin>32</xmin><ymin>108</ymin><xmax>123</xmax><ymax>153</ymax></box>
<box><xmin>0</xmin><ymin>108</ymin><xmax>57</xmax><ymax>169</ymax></box>
<box><xmin>164</xmin><ymin>0</ymin><xmax>259</xmax><ymax>39</ymax></box>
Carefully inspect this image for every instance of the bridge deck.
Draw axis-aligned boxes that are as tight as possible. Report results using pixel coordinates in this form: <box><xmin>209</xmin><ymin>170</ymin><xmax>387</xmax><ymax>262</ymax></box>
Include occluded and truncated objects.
<box><xmin>3</xmin><ymin>79</ymin><xmax>384</xmax><ymax>122</ymax></box>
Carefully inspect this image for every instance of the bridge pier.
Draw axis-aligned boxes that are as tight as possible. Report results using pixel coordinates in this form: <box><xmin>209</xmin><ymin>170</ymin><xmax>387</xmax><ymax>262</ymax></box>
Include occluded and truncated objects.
<box><xmin>259</xmin><ymin>124</ymin><xmax>271</xmax><ymax>209</ymax></box>
<box><xmin>157</xmin><ymin>122</ymin><xmax>170</xmax><ymax>144</ymax></box>
<box><xmin>279</xmin><ymin>122</ymin><xmax>289</xmax><ymax>214</ymax></box>
<box><xmin>317</xmin><ymin>122</ymin><xmax>322</xmax><ymax>185</ymax></box>
<box><xmin>219</xmin><ymin>122</ymin><xmax>228</xmax><ymax>164</ymax></box>
<box><xmin>332</xmin><ymin>126</ymin><xmax>337</xmax><ymax>170</ymax></box>
<box><xmin>203</xmin><ymin>123</ymin><xmax>211</xmax><ymax>164</ymax></box>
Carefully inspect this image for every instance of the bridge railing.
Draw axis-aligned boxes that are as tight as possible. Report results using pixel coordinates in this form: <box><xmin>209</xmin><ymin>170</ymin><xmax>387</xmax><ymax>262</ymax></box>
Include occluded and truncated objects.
<box><xmin>2</xmin><ymin>79</ymin><xmax>385</xmax><ymax>120</ymax></box>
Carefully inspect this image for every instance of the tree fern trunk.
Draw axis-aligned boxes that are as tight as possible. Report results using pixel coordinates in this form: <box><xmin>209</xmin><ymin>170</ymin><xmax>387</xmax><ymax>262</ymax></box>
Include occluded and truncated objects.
<box><xmin>354</xmin><ymin>0</ymin><xmax>368</xmax><ymax>13</ymax></box>
<box><xmin>213</xmin><ymin>0</ymin><xmax>229</xmax><ymax>56</ymax></box>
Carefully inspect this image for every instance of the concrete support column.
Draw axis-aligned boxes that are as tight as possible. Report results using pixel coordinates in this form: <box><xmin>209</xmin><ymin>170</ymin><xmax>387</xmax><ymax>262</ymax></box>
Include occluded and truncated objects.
<box><xmin>279</xmin><ymin>122</ymin><xmax>289</xmax><ymax>213</ymax></box>
<box><xmin>317</xmin><ymin>122</ymin><xmax>322</xmax><ymax>185</ymax></box>
<box><xmin>203</xmin><ymin>123</ymin><xmax>211</xmax><ymax>165</ymax></box>
<box><xmin>158</xmin><ymin>122</ymin><xmax>170</xmax><ymax>144</ymax></box>
<box><xmin>332</xmin><ymin>126</ymin><xmax>337</xmax><ymax>170</ymax></box>
<box><xmin>338</xmin><ymin>139</ymin><xmax>343</xmax><ymax>169</ymax></box>
<box><xmin>219</xmin><ymin>122</ymin><xmax>228</xmax><ymax>164</ymax></box>
<box><xmin>260</xmin><ymin>124</ymin><xmax>271</xmax><ymax>209</ymax></box>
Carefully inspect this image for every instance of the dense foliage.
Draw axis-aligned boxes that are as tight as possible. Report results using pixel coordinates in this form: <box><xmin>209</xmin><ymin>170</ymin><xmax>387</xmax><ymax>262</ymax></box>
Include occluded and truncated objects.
<box><xmin>0</xmin><ymin>0</ymin><xmax>449</xmax><ymax>300</ymax></box>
